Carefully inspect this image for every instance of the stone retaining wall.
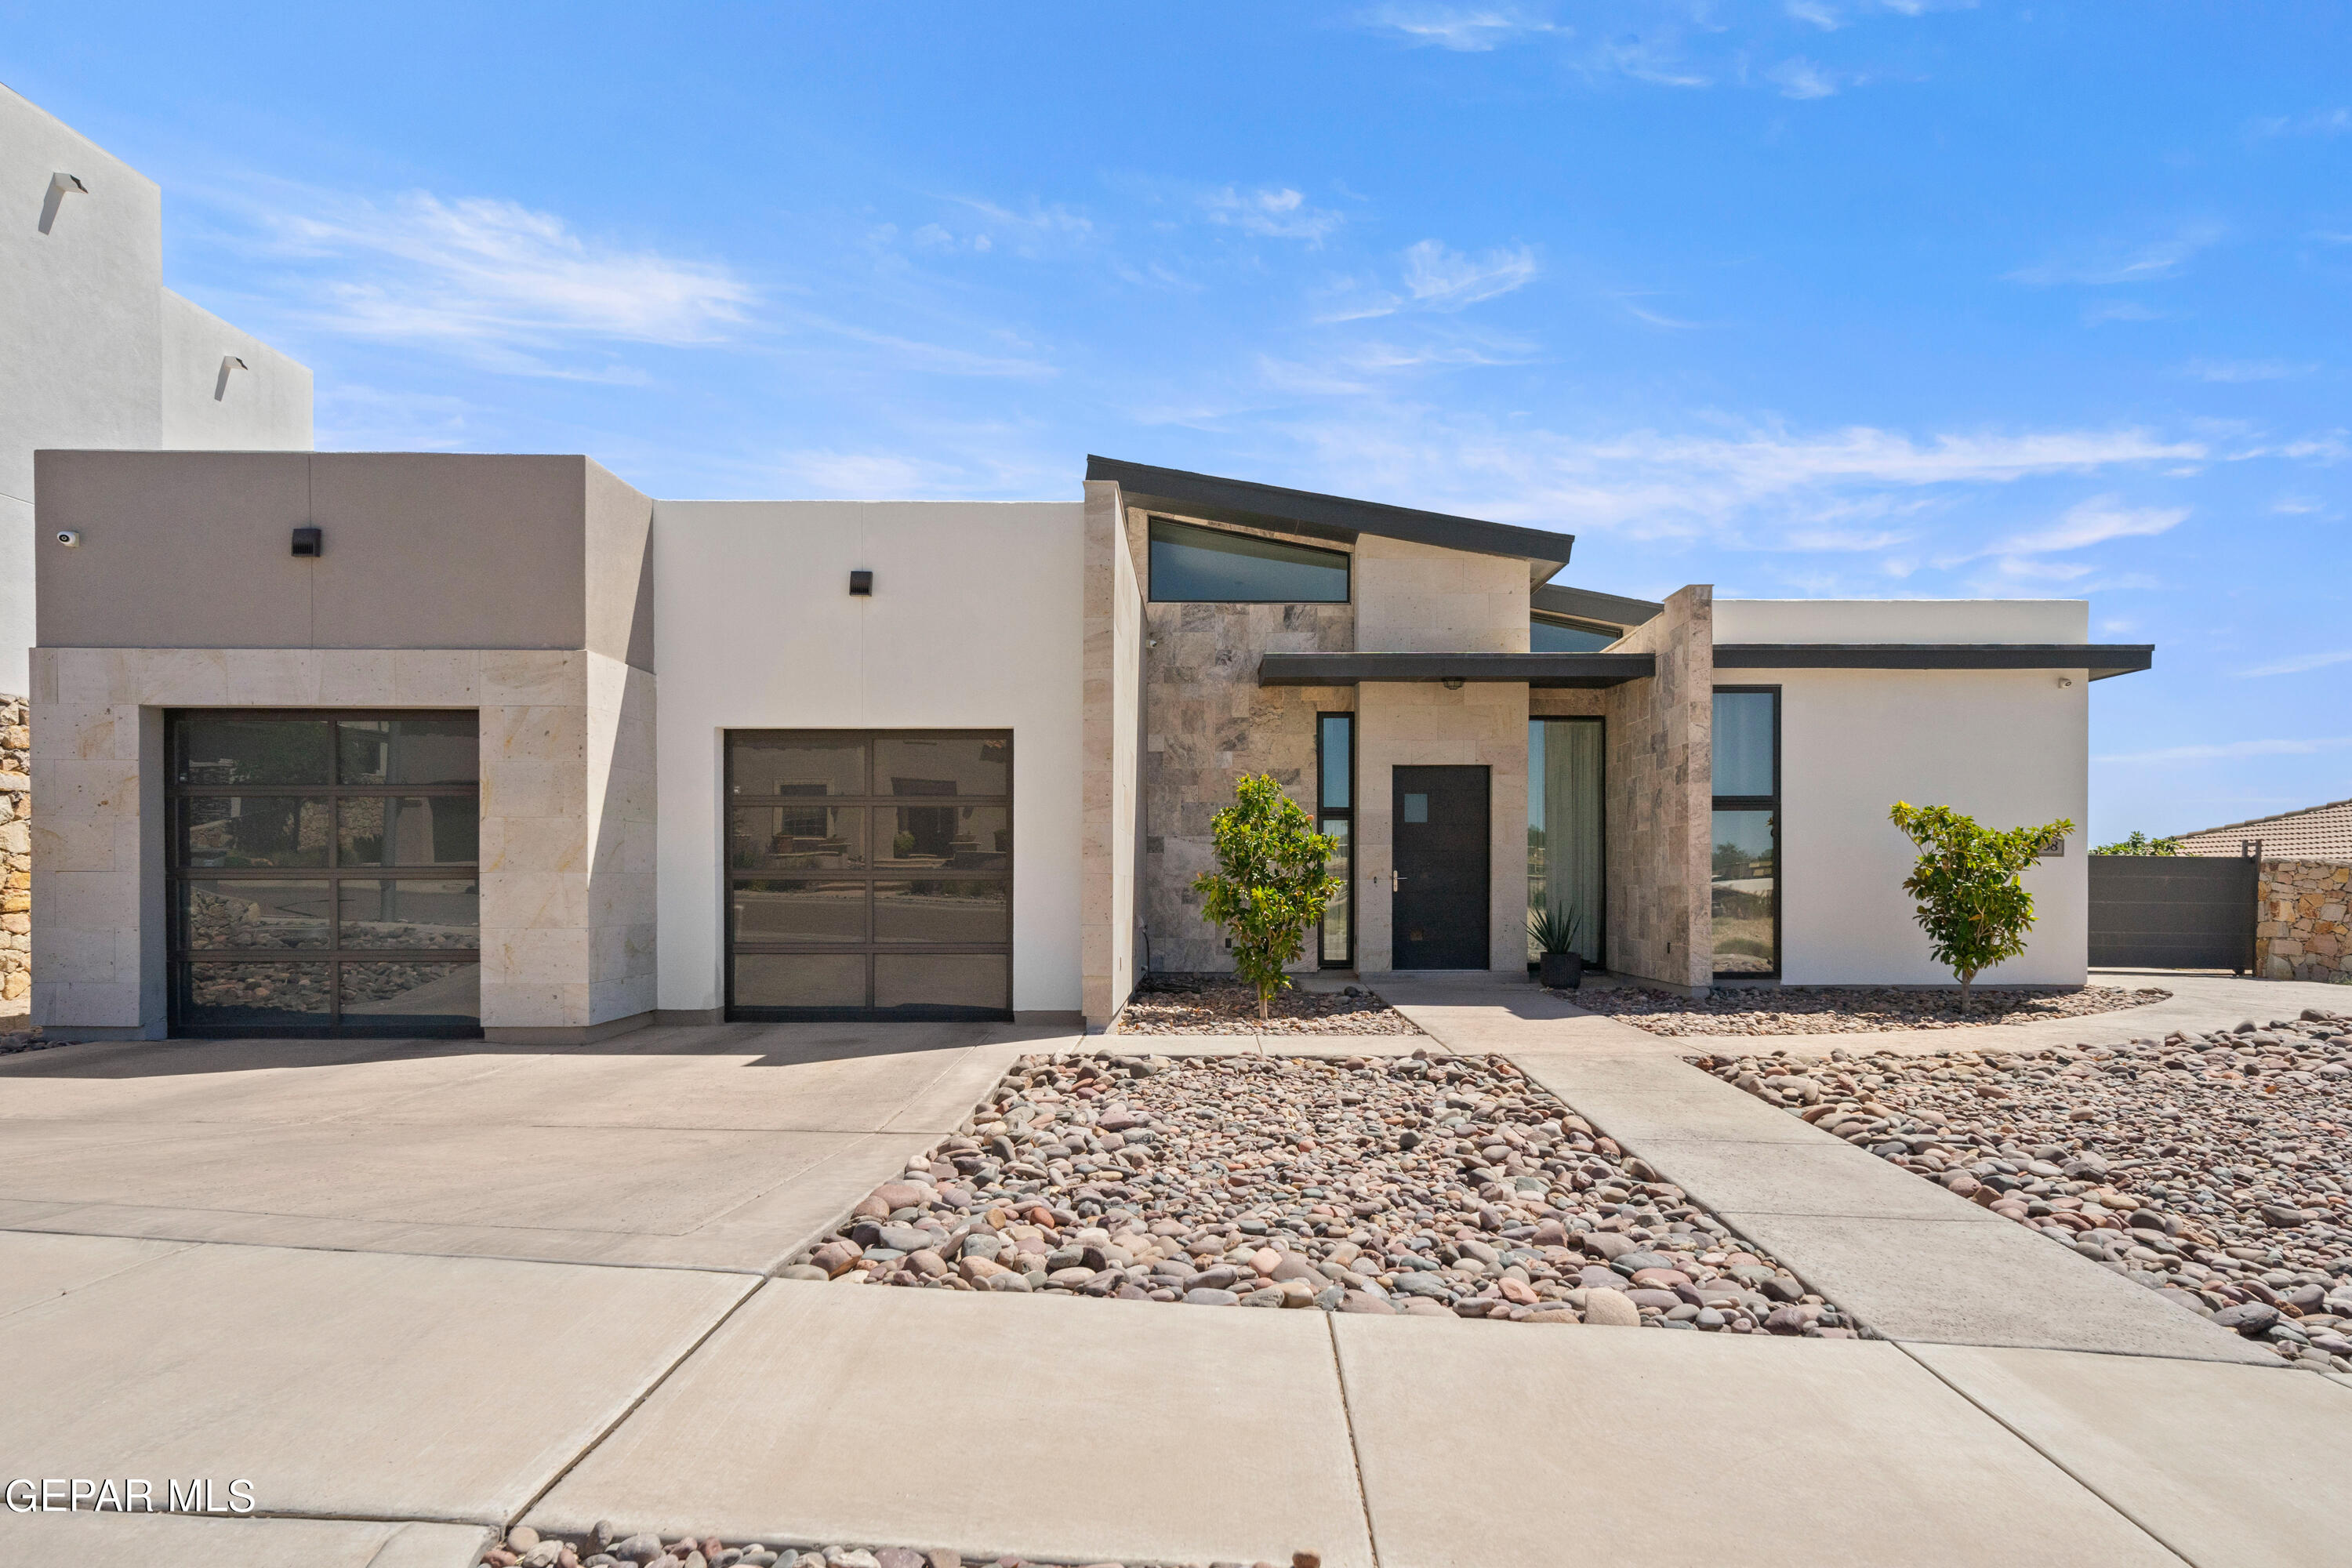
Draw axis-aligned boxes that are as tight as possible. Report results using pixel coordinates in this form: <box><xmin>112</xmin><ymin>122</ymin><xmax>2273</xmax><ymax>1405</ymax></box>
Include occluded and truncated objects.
<box><xmin>2259</xmin><ymin>858</ymin><xmax>2351</xmax><ymax>983</ymax></box>
<box><xmin>0</xmin><ymin>695</ymin><xmax>24</xmax><ymax>1004</ymax></box>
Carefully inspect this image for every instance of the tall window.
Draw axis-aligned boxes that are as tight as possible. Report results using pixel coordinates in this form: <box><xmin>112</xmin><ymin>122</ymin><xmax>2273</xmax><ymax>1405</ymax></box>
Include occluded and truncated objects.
<box><xmin>1148</xmin><ymin>517</ymin><xmax>1350</xmax><ymax>603</ymax></box>
<box><xmin>169</xmin><ymin>711</ymin><xmax>481</xmax><ymax>1036</ymax></box>
<box><xmin>1711</xmin><ymin>688</ymin><xmax>1780</xmax><ymax>977</ymax></box>
<box><xmin>1529</xmin><ymin>718</ymin><xmax>1604</xmax><ymax>964</ymax></box>
<box><xmin>1317</xmin><ymin>713</ymin><xmax>1354</xmax><ymax>966</ymax></box>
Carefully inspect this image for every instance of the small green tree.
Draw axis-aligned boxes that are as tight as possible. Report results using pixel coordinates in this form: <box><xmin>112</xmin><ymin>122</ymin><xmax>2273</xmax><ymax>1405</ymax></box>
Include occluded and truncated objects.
<box><xmin>2093</xmin><ymin>829</ymin><xmax>2180</xmax><ymax>856</ymax></box>
<box><xmin>1193</xmin><ymin>773</ymin><xmax>1339</xmax><ymax>1020</ymax></box>
<box><xmin>1887</xmin><ymin>802</ymin><xmax>2075</xmax><ymax>1014</ymax></box>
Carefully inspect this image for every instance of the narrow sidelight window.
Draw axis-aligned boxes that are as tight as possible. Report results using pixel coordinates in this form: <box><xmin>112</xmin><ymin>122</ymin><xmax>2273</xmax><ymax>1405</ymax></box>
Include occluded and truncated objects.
<box><xmin>1710</xmin><ymin>688</ymin><xmax>1780</xmax><ymax>978</ymax></box>
<box><xmin>1148</xmin><ymin>517</ymin><xmax>1349</xmax><ymax>603</ymax></box>
<box><xmin>1529</xmin><ymin>718</ymin><xmax>1605</xmax><ymax>964</ymax></box>
<box><xmin>1317</xmin><ymin>713</ymin><xmax>1355</xmax><ymax>966</ymax></box>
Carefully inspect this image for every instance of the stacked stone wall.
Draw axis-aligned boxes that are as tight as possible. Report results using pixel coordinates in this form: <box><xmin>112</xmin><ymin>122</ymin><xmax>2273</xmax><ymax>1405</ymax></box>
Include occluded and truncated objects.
<box><xmin>0</xmin><ymin>695</ymin><xmax>25</xmax><ymax>1005</ymax></box>
<box><xmin>2259</xmin><ymin>858</ymin><xmax>2351</xmax><ymax>983</ymax></box>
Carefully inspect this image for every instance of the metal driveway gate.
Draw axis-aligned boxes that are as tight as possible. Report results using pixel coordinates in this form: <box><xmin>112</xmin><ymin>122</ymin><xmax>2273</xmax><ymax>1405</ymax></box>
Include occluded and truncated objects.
<box><xmin>2088</xmin><ymin>851</ymin><xmax>2259</xmax><ymax>971</ymax></box>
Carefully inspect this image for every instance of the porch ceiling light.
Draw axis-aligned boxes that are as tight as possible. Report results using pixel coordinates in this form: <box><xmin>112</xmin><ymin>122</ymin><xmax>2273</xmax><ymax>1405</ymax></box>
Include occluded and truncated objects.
<box><xmin>1442</xmin><ymin>677</ymin><xmax>1465</xmax><ymax>690</ymax></box>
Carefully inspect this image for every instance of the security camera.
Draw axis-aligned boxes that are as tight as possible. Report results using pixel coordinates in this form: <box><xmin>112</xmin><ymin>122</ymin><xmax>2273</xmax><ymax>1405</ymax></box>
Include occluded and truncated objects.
<box><xmin>54</xmin><ymin>530</ymin><xmax>80</xmax><ymax>547</ymax></box>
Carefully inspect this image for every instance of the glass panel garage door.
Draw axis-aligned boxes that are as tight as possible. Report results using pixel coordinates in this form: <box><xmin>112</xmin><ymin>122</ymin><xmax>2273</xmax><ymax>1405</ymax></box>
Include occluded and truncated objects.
<box><xmin>168</xmin><ymin>710</ymin><xmax>481</xmax><ymax>1036</ymax></box>
<box><xmin>725</xmin><ymin>730</ymin><xmax>1012</xmax><ymax>1020</ymax></box>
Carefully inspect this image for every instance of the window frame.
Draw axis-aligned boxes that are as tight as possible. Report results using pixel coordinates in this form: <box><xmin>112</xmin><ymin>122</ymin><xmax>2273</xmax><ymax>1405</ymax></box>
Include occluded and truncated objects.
<box><xmin>1709</xmin><ymin>684</ymin><xmax>1781</xmax><ymax>981</ymax></box>
<box><xmin>165</xmin><ymin>709</ymin><xmax>482</xmax><ymax>1038</ymax></box>
<box><xmin>722</xmin><ymin>728</ymin><xmax>1014</xmax><ymax>1022</ymax></box>
<box><xmin>1316</xmin><ymin>711</ymin><xmax>1356</xmax><ymax>969</ymax></box>
<box><xmin>1145</xmin><ymin>515</ymin><xmax>1352</xmax><ymax>604</ymax></box>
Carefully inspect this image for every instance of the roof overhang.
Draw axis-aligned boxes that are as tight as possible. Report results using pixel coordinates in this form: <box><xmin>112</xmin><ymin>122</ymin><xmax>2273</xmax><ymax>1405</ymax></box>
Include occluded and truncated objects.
<box><xmin>1713</xmin><ymin>643</ymin><xmax>2154</xmax><ymax>681</ymax></box>
<box><xmin>1087</xmin><ymin>456</ymin><xmax>1574</xmax><ymax>584</ymax></box>
<box><xmin>1258</xmin><ymin>652</ymin><xmax>1655</xmax><ymax>688</ymax></box>
<box><xmin>1531</xmin><ymin>583</ymin><xmax>1663</xmax><ymax>630</ymax></box>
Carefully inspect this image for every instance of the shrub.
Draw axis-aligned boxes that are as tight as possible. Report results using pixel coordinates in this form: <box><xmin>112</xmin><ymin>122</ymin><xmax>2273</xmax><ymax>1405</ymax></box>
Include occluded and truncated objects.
<box><xmin>2093</xmin><ymin>830</ymin><xmax>2180</xmax><ymax>855</ymax></box>
<box><xmin>1888</xmin><ymin>802</ymin><xmax>2075</xmax><ymax>1014</ymax></box>
<box><xmin>1192</xmin><ymin>773</ymin><xmax>1339</xmax><ymax>1020</ymax></box>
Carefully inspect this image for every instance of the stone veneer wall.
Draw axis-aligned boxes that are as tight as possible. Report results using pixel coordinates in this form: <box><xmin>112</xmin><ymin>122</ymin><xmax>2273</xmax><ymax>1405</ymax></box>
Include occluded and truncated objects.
<box><xmin>0</xmin><ymin>695</ymin><xmax>26</xmax><ymax>1005</ymax></box>
<box><xmin>1601</xmin><ymin>585</ymin><xmax>1714</xmax><ymax>991</ymax></box>
<box><xmin>27</xmin><ymin>646</ymin><xmax>653</xmax><ymax>1038</ymax></box>
<box><xmin>1079</xmin><ymin>482</ymin><xmax>1144</xmax><ymax>1025</ymax></box>
<box><xmin>1128</xmin><ymin>507</ymin><xmax>1354</xmax><ymax>976</ymax></box>
<box><xmin>2258</xmin><ymin>858</ymin><xmax>2351</xmax><ymax>983</ymax></box>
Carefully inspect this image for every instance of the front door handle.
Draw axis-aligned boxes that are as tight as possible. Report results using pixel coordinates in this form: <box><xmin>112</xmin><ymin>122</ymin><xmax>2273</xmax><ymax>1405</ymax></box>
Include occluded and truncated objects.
<box><xmin>1392</xmin><ymin>873</ymin><xmax>1408</xmax><ymax>887</ymax></box>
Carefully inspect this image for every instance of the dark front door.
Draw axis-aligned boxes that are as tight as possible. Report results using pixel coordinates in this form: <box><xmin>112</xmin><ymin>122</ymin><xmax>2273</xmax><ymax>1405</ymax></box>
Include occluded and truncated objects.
<box><xmin>1392</xmin><ymin>765</ymin><xmax>1490</xmax><ymax>969</ymax></box>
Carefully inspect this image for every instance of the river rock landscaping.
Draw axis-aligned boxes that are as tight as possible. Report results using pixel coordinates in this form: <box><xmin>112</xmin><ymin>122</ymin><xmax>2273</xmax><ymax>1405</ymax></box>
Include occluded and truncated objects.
<box><xmin>1697</xmin><ymin>1007</ymin><xmax>2352</xmax><ymax>1370</ymax></box>
<box><xmin>1114</xmin><ymin>975</ymin><xmax>1418</xmax><ymax>1036</ymax></box>
<box><xmin>788</xmin><ymin>1049</ymin><xmax>1852</xmax><ymax>1334</ymax></box>
<box><xmin>478</xmin><ymin>1526</ymin><xmax>1323</xmax><ymax>1568</ymax></box>
<box><xmin>1575</xmin><ymin>983</ymin><xmax>2171</xmax><ymax>1037</ymax></box>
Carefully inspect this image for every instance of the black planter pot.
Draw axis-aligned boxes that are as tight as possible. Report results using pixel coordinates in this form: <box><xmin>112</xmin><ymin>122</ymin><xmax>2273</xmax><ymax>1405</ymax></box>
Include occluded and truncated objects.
<box><xmin>1539</xmin><ymin>951</ymin><xmax>1584</xmax><ymax>989</ymax></box>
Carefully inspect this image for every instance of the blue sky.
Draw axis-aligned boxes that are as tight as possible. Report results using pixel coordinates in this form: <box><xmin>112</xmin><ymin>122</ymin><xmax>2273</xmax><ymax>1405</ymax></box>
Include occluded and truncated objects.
<box><xmin>6</xmin><ymin>1</ymin><xmax>2347</xmax><ymax>842</ymax></box>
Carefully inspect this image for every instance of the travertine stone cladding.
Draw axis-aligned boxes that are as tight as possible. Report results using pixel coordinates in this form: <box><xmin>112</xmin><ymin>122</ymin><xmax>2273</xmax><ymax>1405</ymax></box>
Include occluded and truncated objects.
<box><xmin>1602</xmin><ymin>585</ymin><xmax>1714</xmax><ymax>991</ymax></box>
<box><xmin>0</xmin><ymin>695</ymin><xmax>27</xmax><ymax>1004</ymax></box>
<box><xmin>2258</xmin><ymin>858</ymin><xmax>2351</xmax><ymax>983</ymax></box>
<box><xmin>1128</xmin><ymin>508</ymin><xmax>1352</xmax><ymax>975</ymax></box>
<box><xmin>27</xmin><ymin>647</ymin><xmax>654</xmax><ymax>1034</ymax></box>
<box><xmin>1079</xmin><ymin>481</ymin><xmax>1143</xmax><ymax>1025</ymax></box>
<box><xmin>1352</xmin><ymin>533</ymin><xmax>1530</xmax><ymax>654</ymax></box>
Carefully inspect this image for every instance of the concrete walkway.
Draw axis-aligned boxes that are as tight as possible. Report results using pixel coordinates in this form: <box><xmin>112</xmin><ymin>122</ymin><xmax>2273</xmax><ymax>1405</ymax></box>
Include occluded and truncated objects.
<box><xmin>3</xmin><ymin>997</ymin><xmax>2348</xmax><ymax>1567</ymax></box>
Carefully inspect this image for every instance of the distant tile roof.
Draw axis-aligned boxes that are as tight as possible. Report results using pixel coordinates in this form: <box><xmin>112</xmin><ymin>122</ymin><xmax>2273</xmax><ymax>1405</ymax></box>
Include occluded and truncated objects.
<box><xmin>2173</xmin><ymin>796</ymin><xmax>2352</xmax><ymax>864</ymax></box>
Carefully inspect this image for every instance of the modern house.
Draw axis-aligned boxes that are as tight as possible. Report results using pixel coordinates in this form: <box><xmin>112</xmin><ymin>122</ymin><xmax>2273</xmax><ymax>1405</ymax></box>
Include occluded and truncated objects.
<box><xmin>28</xmin><ymin>450</ymin><xmax>2151</xmax><ymax>1041</ymax></box>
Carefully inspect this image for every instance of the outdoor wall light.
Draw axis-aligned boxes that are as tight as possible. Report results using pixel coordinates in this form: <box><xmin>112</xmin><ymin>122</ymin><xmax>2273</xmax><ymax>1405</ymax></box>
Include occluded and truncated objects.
<box><xmin>50</xmin><ymin>172</ymin><xmax>86</xmax><ymax>196</ymax></box>
<box><xmin>215</xmin><ymin>355</ymin><xmax>248</xmax><ymax>402</ymax></box>
<box><xmin>849</xmin><ymin>569</ymin><xmax>873</xmax><ymax>596</ymax></box>
<box><xmin>291</xmin><ymin>527</ymin><xmax>322</xmax><ymax>558</ymax></box>
<box><xmin>39</xmin><ymin>172</ymin><xmax>87</xmax><ymax>235</ymax></box>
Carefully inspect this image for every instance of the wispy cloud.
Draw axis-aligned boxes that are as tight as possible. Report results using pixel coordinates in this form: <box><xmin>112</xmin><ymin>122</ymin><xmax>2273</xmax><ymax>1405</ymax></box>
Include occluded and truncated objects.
<box><xmin>1276</xmin><ymin>414</ymin><xmax>2204</xmax><ymax>546</ymax></box>
<box><xmin>1200</xmin><ymin>186</ymin><xmax>1344</xmax><ymax>243</ymax></box>
<box><xmin>257</xmin><ymin>189</ymin><xmax>754</xmax><ymax>372</ymax></box>
<box><xmin>2008</xmin><ymin>224</ymin><xmax>2223</xmax><ymax>287</ymax></box>
<box><xmin>2096</xmin><ymin>736</ymin><xmax>2352</xmax><ymax>763</ymax></box>
<box><xmin>2084</xmin><ymin>300</ymin><xmax>2161</xmax><ymax>326</ymax></box>
<box><xmin>2238</xmin><ymin>649</ymin><xmax>2352</xmax><ymax>678</ymax></box>
<box><xmin>1984</xmin><ymin>495</ymin><xmax>2189</xmax><ymax>557</ymax></box>
<box><xmin>1767</xmin><ymin>57</ymin><xmax>1840</xmax><ymax>99</ymax></box>
<box><xmin>2249</xmin><ymin>107</ymin><xmax>2352</xmax><ymax>139</ymax></box>
<box><xmin>1786</xmin><ymin>1</ymin><xmax>1842</xmax><ymax>28</ymax></box>
<box><xmin>1402</xmin><ymin>239</ymin><xmax>1540</xmax><ymax>309</ymax></box>
<box><xmin>2180</xmin><ymin>358</ymin><xmax>2314</xmax><ymax>383</ymax></box>
<box><xmin>1359</xmin><ymin>4</ymin><xmax>1563</xmax><ymax>50</ymax></box>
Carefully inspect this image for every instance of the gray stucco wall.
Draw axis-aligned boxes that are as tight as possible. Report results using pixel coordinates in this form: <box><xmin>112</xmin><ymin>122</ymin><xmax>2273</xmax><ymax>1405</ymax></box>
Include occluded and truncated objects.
<box><xmin>37</xmin><ymin>452</ymin><xmax>653</xmax><ymax>671</ymax></box>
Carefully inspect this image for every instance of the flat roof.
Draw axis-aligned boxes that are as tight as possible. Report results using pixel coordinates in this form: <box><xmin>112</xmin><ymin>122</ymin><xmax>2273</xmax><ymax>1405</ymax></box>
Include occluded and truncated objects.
<box><xmin>1087</xmin><ymin>456</ymin><xmax>1574</xmax><ymax>583</ymax></box>
<box><xmin>1258</xmin><ymin>652</ymin><xmax>1654</xmax><ymax>688</ymax></box>
<box><xmin>1532</xmin><ymin>583</ymin><xmax>1664</xmax><ymax>629</ymax></box>
<box><xmin>1713</xmin><ymin>643</ymin><xmax>2153</xmax><ymax>680</ymax></box>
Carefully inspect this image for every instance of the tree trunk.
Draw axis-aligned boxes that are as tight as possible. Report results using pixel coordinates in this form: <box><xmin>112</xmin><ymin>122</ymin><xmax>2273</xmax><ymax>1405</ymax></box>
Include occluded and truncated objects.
<box><xmin>1259</xmin><ymin>983</ymin><xmax>1270</xmax><ymax>1021</ymax></box>
<box><xmin>1959</xmin><ymin>971</ymin><xmax>1974</xmax><ymax>1016</ymax></box>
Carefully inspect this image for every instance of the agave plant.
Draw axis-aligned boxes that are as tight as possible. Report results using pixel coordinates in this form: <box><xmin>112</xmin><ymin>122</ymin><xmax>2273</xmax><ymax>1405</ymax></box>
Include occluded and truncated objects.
<box><xmin>1527</xmin><ymin>903</ymin><xmax>1584</xmax><ymax>956</ymax></box>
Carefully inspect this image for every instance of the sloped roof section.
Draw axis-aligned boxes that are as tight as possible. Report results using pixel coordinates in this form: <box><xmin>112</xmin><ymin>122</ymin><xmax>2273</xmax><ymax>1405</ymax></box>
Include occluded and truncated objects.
<box><xmin>1087</xmin><ymin>456</ymin><xmax>1574</xmax><ymax>583</ymax></box>
<box><xmin>2174</xmin><ymin>796</ymin><xmax>2352</xmax><ymax>864</ymax></box>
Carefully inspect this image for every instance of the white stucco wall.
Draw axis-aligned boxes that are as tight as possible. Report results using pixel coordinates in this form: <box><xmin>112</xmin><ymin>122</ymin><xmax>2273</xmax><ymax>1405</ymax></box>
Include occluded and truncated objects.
<box><xmin>1</xmin><ymin>89</ymin><xmax>312</xmax><ymax>695</ymax></box>
<box><xmin>652</xmin><ymin>499</ymin><xmax>1088</xmax><ymax>1017</ymax></box>
<box><xmin>158</xmin><ymin>290</ymin><xmax>314</xmax><ymax>451</ymax></box>
<box><xmin>1715</xmin><ymin>601</ymin><xmax>2089</xmax><ymax>987</ymax></box>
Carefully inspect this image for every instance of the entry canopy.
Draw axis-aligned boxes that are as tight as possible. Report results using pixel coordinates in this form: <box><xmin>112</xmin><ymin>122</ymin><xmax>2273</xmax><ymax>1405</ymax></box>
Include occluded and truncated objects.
<box><xmin>1087</xmin><ymin>456</ymin><xmax>1575</xmax><ymax>584</ymax></box>
<box><xmin>1260</xmin><ymin>643</ymin><xmax>2154</xmax><ymax>687</ymax></box>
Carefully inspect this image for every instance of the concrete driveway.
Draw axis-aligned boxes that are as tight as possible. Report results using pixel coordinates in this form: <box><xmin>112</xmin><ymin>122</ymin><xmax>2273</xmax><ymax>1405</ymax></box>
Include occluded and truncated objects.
<box><xmin>4</xmin><ymin>990</ymin><xmax>2349</xmax><ymax>1568</ymax></box>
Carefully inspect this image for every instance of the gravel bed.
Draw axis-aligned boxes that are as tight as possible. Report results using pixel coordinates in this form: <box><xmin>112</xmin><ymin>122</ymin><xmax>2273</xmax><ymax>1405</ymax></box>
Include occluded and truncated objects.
<box><xmin>0</xmin><ymin>1026</ymin><xmax>67</xmax><ymax>1058</ymax></box>
<box><xmin>479</xmin><ymin>1526</ymin><xmax>1323</xmax><ymax>1568</ymax></box>
<box><xmin>1115</xmin><ymin>976</ymin><xmax>1418</xmax><ymax>1036</ymax></box>
<box><xmin>788</xmin><ymin>1050</ymin><xmax>1852</xmax><ymax>1333</ymax></box>
<box><xmin>1573</xmin><ymin>983</ymin><xmax>2171</xmax><ymax>1036</ymax></box>
<box><xmin>1696</xmin><ymin>1006</ymin><xmax>2352</xmax><ymax>1370</ymax></box>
